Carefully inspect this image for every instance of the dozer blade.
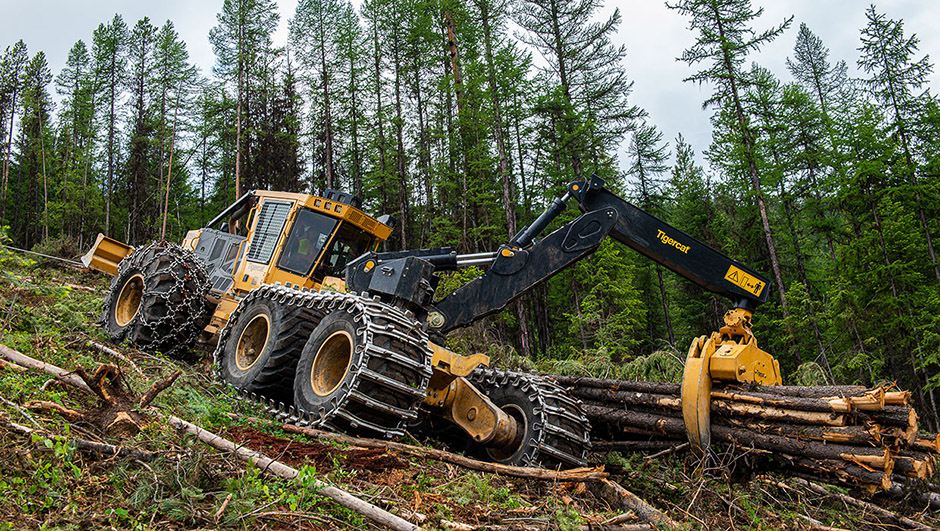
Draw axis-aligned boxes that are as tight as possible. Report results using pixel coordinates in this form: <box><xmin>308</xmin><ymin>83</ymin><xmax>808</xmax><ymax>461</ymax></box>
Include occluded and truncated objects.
<box><xmin>81</xmin><ymin>233</ymin><xmax>134</xmax><ymax>276</ymax></box>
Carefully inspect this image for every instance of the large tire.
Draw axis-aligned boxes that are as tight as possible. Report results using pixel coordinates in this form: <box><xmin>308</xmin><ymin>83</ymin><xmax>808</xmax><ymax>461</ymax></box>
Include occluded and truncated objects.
<box><xmin>469</xmin><ymin>368</ymin><xmax>591</xmax><ymax>468</ymax></box>
<box><xmin>216</xmin><ymin>291</ymin><xmax>316</xmax><ymax>402</ymax></box>
<box><xmin>101</xmin><ymin>243</ymin><xmax>210</xmax><ymax>358</ymax></box>
<box><xmin>293</xmin><ymin>298</ymin><xmax>432</xmax><ymax>438</ymax></box>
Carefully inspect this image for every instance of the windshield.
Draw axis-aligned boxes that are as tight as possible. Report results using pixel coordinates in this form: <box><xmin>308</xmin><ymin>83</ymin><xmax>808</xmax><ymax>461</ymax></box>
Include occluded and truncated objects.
<box><xmin>277</xmin><ymin>208</ymin><xmax>338</xmax><ymax>276</ymax></box>
<box><xmin>314</xmin><ymin>222</ymin><xmax>376</xmax><ymax>279</ymax></box>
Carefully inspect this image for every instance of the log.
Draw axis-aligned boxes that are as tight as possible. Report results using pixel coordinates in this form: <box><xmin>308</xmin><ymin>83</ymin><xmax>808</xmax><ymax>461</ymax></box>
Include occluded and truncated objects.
<box><xmin>711</xmin><ymin>388</ymin><xmax>885</xmax><ymax>413</ymax></box>
<box><xmin>0</xmin><ymin>343</ymin><xmax>422</xmax><ymax>531</ymax></box>
<box><xmin>546</xmin><ymin>375</ymin><xmax>680</xmax><ymax>395</ymax></box>
<box><xmin>862</xmin><ymin>406</ymin><xmax>917</xmax><ymax>428</ymax></box>
<box><xmin>733</xmin><ymin>384</ymin><xmax>868</xmax><ymax>398</ymax></box>
<box><xmin>886</xmin><ymin>479</ymin><xmax>940</xmax><ymax>511</ymax></box>
<box><xmin>893</xmin><ymin>451</ymin><xmax>935</xmax><ymax>479</ymax></box>
<box><xmin>584</xmin><ymin>405</ymin><xmax>892</xmax><ymax>470</ymax></box>
<box><xmin>88</xmin><ymin>341</ymin><xmax>144</xmax><ymax>378</ymax></box>
<box><xmin>912</xmin><ymin>434</ymin><xmax>940</xmax><ymax>453</ymax></box>
<box><xmin>591</xmin><ymin>478</ymin><xmax>679</xmax><ymax>529</ymax></box>
<box><xmin>780</xmin><ymin>455</ymin><xmax>892</xmax><ymax>492</ymax></box>
<box><xmin>720</xmin><ymin>418</ymin><xmax>879</xmax><ymax>446</ymax></box>
<box><xmin>711</xmin><ymin>400</ymin><xmax>847</xmax><ymax>426</ymax></box>
<box><xmin>0</xmin><ymin>344</ymin><xmax>93</xmax><ymax>394</ymax></box>
<box><xmin>790</xmin><ymin>477</ymin><xmax>932</xmax><ymax>531</ymax></box>
<box><xmin>884</xmin><ymin>391</ymin><xmax>912</xmax><ymax>406</ymax></box>
<box><xmin>281</xmin><ymin>423</ymin><xmax>607</xmax><ymax>483</ymax></box>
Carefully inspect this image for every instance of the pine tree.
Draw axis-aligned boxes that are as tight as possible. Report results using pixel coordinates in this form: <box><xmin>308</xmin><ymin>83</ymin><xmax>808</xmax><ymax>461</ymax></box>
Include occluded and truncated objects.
<box><xmin>667</xmin><ymin>0</ymin><xmax>793</xmax><ymax>317</ymax></box>
<box><xmin>628</xmin><ymin>123</ymin><xmax>674</xmax><ymax>345</ymax></box>
<box><xmin>514</xmin><ymin>0</ymin><xmax>641</xmax><ymax>179</ymax></box>
<box><xmin>210</xmin><ymin>0</ymin><xmax>280</xmax><ymax>198</ymax></box>
<box><xmin>14</xmin><ymin>52</ymin><xmax>54</xmax><ymax>247</ymax></box>
<box><xmin>92</xmin><ymin>14</ymin><xmax>128</xmax><ymax>236</ymax></box>
<box><xmin>55</xmin><ymin>40</ymin><xmax>95</xmax><ymax>240</ymax></box>
<box><xmin>858</xmin><ymin>5</ymin><xmax>940</xmax><ymax>284</ymax></box>
<box><xmin>0</xmin><ymin>40</ymin><xmax>28</xmax><ymax>223</ymax></box>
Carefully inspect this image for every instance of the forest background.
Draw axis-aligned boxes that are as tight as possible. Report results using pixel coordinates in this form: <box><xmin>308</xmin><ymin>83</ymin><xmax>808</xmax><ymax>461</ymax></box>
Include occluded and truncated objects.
<box><xmin>1</xmin><ymin>0</ymin><xmax>940</xmax><ymax>432</ymax></box>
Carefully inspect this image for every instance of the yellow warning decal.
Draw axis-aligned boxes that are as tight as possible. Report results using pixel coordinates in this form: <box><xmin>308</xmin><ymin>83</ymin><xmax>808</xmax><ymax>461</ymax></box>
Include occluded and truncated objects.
<box><xmin>724</xmin><ymin>265</ymin><xmax>765</xmax><ymax>297</ymax></box>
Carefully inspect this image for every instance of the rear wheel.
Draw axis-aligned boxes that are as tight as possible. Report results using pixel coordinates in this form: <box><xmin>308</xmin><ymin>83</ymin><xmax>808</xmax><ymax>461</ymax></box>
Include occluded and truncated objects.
<box><xmin>469</xmin><ymin>368</ymin><xmax>591</xmax><ymax>468</ymax></box>
<box><xmin>101</xmin><ymin>243</ymin><xmax>210</xmax><ymax>358</ymax></box>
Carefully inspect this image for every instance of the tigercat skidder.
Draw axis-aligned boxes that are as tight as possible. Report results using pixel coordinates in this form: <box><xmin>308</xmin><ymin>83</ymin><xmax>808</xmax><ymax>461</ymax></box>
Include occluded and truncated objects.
<box><xmin>84</xmin><ymin>175</ymin><xmax>781</xmax><ymax>466</ymax></box>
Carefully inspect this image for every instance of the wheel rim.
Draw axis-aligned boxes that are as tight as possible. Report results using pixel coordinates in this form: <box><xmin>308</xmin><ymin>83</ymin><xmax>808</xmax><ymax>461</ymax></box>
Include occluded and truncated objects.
<box><xmin>235</xmin><ymin>314</ymin><xmax>271</xmax><ymax>371</ymax></box>
<box><xmin>486</xmin><ymin>403</ymin><xmax>528</xmax><ymax>461</ymax></box>
<box><xmin>114</xmin><ymin>274</ymin><xmax>144</xmax><ymax>327</ymax></box>
<box><xmin>310</xmin><ymin>330</ymin><xmax>353</xmax><ymax>397</ymax></box>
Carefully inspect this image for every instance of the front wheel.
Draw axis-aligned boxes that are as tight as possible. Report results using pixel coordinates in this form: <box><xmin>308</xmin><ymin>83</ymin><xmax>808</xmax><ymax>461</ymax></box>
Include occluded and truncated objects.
<box><xmin>101</xmin><ymin>243</ymin><xmax>210</xmax><ymax>358</ymax></box>
<box><xmin>469</xmin><ymin>368</ymin><xmax>591</xmax><ymax>468</ymax></box>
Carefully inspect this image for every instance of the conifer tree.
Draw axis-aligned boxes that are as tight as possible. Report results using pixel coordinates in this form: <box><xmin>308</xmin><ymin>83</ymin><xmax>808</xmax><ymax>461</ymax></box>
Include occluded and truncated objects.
<box><xmin>91</xmin><ymin>14</ymin><xmax>128</xmax><ymax>236</ymax></box>
<box><xmin>210</xmin><ymin>0</ymin><xmax>279</xmax><ymax>198</ymax></box>
<box><xmin>1</xmin><ymin>40</ymin><xmax>28</xmax><ymax>224</ymax></box>
<box><xmin>858</xmin><ymin>5</ymin><xmax>940</xmax><ymax>284</ymax></box>
<box><xmin>667</xmin><ymin>0</ymin><xmax>792</xmax><ymax>316</ymax></box>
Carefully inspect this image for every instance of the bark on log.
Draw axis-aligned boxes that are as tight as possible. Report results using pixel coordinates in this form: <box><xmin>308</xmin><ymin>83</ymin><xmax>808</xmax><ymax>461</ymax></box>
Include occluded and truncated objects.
<box><xmin>720</xmin><ymin>418</ymin><xmax>879</xmax><ymax>446</ymax></box>
<box><xmin>733</xmin><ymin>384</ymin><xmax>868</xmax><ymax>398</ymax></box>
<box><xmin>282</xmin><ymin>423</ymin><xmax>607</xmax><ymax>483</ymax></box>
<box><xmin>26</xmin><ymin>400</ymin><xmax>84</xmax><ymax>421</ymax></box>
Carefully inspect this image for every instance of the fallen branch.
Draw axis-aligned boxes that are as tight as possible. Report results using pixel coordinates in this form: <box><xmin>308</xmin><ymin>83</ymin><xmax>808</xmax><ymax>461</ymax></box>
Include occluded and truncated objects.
<box><xmin>0</xmin><ymin>343</ymin><xmax>421</xmax><ymax>531</ymax></box>
<box><xmin>591</xmin><ymin>478</ymin><xmax>679</xmax><ymax>529</ymax></box>
<box><xmin>790</xmin><ymin>477</ymin><xmax>932</xmax><ymax>531</ymax></box>
<box><xmin>168</xmin><ymin>415</ymin><xmax>419</xmax><ymax>531</ymax></box>
<box><xmin>282</xmin><ymin>423</ymin><xmax>608</xmax><ymax>483</ymax></box>
<box><xmin>138</xmin><ymin>370</ymin><xmax>181</xmax><ymax>409</ymax></box>
<box><xmin>4</xmin><ymin>418</ymin><xmax>161</xmax><ymax>461</ymax></box>
<box><xmin>88</xmin><ymin>341</ymin><xmax>144</xmax><ymax>377</ymax></box>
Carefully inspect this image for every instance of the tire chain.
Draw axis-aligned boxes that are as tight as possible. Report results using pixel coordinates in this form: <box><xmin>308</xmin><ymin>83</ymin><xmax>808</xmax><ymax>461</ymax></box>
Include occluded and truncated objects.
<box><xmin>101</xmin><ymin>242</ymin><xmax>211</xmax><ymax>358</ymax></box>
<box><xmin>213</xmin><ymin>283</ymin><xmax>433</xmax><ymax>439</ymax></box>
<box><xmin>469</xmin><ymin>367</ymin><xmax>592</xmax><ymax>468</ymax></box>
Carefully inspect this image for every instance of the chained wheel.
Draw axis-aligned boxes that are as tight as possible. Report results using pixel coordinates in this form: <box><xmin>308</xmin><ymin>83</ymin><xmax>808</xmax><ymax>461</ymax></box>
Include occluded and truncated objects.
<box><xmin>469</xmin><ymin>368</ymin><xmax>591</xmax><ymax>468</ymax></box>
<box><xmin>217</xmin><ymin>292</ymin><xmax>317</xmax><ymax>402</ymax></box>
<box><xmin>293</xmin><ymin>299</ymin><xmax>433</xmax><ymax>438</ymax></box>
<box><xmin>101</xmin><ymin>243</ymin><xmax>210</xmax><ymax>358</ymax></box>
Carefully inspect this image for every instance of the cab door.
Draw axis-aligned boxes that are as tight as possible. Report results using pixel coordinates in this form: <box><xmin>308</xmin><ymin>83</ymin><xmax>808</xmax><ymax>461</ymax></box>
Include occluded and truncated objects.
<box><xmin>269</xmin><ymin>207</ymin><xmax>340</xmax><ymax>289</ymax></box>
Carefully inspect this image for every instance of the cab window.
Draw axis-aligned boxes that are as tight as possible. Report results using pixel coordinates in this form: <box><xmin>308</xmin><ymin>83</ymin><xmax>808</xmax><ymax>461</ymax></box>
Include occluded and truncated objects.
<box><xmin>314</xmin><ymin>223</ymin><xmax>376</xmax><ymax>279</ymax></box>
<box><xmin>277</xmin><ymin>209</ymin><xmax>338</xmax><ymax>276</ymax></box>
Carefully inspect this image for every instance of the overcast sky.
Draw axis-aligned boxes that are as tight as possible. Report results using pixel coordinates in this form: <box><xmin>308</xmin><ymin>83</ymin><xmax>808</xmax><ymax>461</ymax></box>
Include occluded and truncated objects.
<box><xmin>2</xmin><ymin>0</ymin><xmax>938</xmax><ymax>178</ymax></box>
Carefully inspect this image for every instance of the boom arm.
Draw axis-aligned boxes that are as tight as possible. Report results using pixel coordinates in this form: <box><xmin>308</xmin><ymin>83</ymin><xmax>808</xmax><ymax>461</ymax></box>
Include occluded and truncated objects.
<box><xmin>428</xmin><ymin>174</ymin><xmax>770</xmax><ymax>333</ymax></box>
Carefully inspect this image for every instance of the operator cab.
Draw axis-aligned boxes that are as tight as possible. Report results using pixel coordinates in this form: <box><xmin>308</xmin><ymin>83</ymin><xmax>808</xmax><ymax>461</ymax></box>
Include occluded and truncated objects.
<box><xmin>186</xmin><ymin>189</ymin><xmax>392</xmax><ymax>296</ymax></box>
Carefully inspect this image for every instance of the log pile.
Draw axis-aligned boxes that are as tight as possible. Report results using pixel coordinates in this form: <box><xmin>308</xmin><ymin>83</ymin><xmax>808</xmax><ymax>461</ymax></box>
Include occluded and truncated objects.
<box><xmin>548</xmin><ymin>375</ymin><xmax>940</xmax><ymax>494</ymax></box>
